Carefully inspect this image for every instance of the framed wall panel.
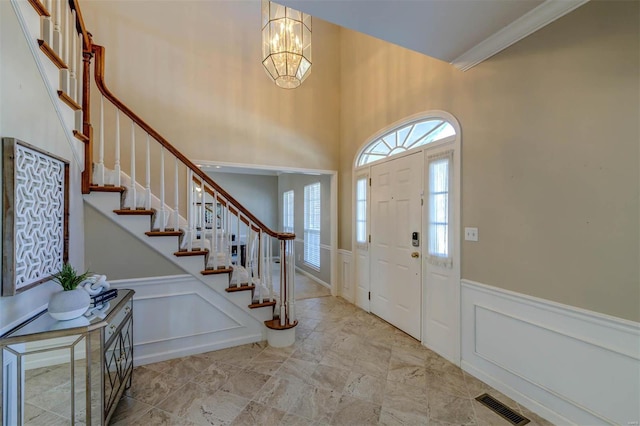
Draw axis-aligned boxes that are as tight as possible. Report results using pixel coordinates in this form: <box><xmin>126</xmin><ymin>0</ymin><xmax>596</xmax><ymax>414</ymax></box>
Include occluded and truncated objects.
<box><xmin>2</xmin><ymin>138</ymin><xmax>69</xmax><ymax>296</ymax></box>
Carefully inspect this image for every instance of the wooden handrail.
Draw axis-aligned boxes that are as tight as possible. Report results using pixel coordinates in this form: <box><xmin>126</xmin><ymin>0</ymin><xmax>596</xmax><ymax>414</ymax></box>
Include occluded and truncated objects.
<box><xmin>91</xmin><ymin>44</ymin><xmax>294</xmax><ymax>241</ymax></box>
<box><xmin>68</xmin><ymin>0</ymin><xmax>91</xmax><ymax>50</ymax></box>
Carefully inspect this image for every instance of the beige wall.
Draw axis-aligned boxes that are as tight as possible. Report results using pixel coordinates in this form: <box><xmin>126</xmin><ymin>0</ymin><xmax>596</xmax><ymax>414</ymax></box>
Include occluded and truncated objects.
<box><xmin>84</xmin><ymin>205</ymin><xmax>183</xmax><ymax>280</ymax></box>
<box><xmin>340</xmin><ymin>1</ymin><xmax>639</xmax><ymax>321</ymax></box>
<box><xmin>81</xmin><ymin>0</ymin><xmax>341</xmax><ymax>172</ymax></box>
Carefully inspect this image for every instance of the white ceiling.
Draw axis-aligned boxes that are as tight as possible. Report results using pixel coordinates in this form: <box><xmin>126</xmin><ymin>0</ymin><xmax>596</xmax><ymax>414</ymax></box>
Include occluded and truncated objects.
<box><xmin>276</xmin><ymin>0</ymin><xmax>588</xmax><ymax>70</ymax></box>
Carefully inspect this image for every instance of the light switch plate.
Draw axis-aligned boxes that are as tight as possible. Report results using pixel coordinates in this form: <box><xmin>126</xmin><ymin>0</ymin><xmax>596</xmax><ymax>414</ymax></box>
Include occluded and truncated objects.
<box><xmin>465</xmin><ymin>227</ymin><xmax>478</xmax><ymax>241</ymax></box>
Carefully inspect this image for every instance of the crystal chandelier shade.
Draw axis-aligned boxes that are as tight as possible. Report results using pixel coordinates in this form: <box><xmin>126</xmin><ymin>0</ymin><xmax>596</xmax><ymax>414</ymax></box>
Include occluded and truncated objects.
<box><xmin>261</xmin><ymin>1</ymin><xmax>312</xmax><ymax>89</ymax></box>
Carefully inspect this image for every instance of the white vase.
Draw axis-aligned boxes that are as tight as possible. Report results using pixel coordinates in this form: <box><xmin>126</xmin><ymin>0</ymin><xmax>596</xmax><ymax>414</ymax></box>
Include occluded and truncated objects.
<box><xmin>48</xmin><ymin>288</ymin><xmax>91</xmax><ymax>321</ymax></box>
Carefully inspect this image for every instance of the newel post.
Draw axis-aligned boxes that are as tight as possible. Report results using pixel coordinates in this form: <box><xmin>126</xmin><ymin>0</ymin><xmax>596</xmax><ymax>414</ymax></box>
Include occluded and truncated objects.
<box><xmin>81</xmin><ymin>33</ymin><xmax>93</xmax><ymax>194</ymax></box>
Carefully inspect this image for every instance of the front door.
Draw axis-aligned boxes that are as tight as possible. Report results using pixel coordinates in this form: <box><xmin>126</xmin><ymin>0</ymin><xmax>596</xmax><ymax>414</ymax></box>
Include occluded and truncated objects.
<box><xmin>370</xmin><ymin>152</ymin><xmax>422</xmax><ymax>339</ymax></box>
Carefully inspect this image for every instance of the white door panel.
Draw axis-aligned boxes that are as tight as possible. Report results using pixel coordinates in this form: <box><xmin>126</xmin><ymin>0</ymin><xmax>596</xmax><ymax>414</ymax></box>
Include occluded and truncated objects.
<box><xmin>370</xmin><ymin>153</ymin><xmax>422</xmax><ymax>339</ymax></box>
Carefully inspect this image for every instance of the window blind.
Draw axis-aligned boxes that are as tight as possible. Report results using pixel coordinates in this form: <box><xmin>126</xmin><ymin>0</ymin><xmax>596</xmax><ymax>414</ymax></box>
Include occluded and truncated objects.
<box><xmin>304</xmin><ymin>183</ymin><xmax>321</xmax><ymax>269</ymax></box>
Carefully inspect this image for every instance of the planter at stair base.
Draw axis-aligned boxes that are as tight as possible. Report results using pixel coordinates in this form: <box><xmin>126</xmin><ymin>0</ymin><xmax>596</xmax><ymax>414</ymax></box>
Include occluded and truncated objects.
<box><xmin>48</xmin><ymin>288</ymin><xmax>91</xmax><ymax>320</ymax></box>
<box><xmin>265</xmin><ymin>319</ymin><xmax>298</xmax><ymax>347</ymax></box>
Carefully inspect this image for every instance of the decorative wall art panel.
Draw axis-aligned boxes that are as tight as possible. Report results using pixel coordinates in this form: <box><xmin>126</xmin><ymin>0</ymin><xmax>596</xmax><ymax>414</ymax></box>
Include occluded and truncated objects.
<box><xmin>2</xmin><ymin>138</ymin><xmax>69</xmax><ymax>296</ymax></box>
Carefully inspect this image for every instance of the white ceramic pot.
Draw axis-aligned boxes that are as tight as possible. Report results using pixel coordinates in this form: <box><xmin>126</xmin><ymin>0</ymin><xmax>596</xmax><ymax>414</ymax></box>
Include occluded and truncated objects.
<box><xmin>48</xmin><ymin>288</ymin><xmax>91</xmax><ymax>321</ymax></box>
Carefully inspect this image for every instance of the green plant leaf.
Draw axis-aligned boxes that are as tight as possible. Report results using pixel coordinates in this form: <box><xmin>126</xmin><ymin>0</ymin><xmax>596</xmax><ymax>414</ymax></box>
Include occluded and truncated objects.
<box><xmin>52</xmin><ymin>263</ymin><xmax>92</xmax><ymax>291</ymax></box>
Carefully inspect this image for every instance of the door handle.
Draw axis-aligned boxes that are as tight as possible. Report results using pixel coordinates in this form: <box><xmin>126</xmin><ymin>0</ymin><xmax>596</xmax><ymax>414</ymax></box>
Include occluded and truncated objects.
<box><xmin>411</xmin><ymin>252</ymin><xmax>420</xmax><ymax>258</ymax></box>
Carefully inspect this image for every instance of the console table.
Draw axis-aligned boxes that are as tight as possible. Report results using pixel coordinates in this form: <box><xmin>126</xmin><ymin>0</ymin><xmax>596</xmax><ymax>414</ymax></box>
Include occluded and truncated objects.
<box><xmin>0</xmin><ymin>289</ymin><xmax>134</xmax><ymax>425</ymax></box>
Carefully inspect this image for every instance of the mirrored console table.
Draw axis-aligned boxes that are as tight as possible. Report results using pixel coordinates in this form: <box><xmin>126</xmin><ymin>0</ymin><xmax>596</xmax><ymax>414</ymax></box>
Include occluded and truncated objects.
<box><xmin>1</xmin><ymin>289</ymin><xmax>134</xmax><ymax>425</ymax></box>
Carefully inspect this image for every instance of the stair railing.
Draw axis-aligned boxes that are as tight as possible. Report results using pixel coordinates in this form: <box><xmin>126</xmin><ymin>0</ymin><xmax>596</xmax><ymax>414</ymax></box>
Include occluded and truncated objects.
<box><xmin>72</xmin><ymin>21</ymin><xmax>296</xmax><ymax>327</ymax></box>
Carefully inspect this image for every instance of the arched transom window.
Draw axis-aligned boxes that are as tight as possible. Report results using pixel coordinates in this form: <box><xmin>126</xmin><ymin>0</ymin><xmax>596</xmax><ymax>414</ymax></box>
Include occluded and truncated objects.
<box><xmin>357</xmin><ymin>118</ymin><xmax>456</xmax><ymax>167</ymax></box>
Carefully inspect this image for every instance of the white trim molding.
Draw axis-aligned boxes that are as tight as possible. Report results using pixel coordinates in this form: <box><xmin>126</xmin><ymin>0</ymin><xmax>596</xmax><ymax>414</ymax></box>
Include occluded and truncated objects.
<box><xmin>452</xmin><ymin>0</ymin><xmax>589</xmax><ymax>71</ymax></box>
<box><xmin>110</xmin><ymin>275</ymin><xmax>264</xmax><ymax>366</ymax></box>
<box><xmin>461</xmin><ymin>279</ymin><xmax>640</xmax><ymax>425</ymax></box>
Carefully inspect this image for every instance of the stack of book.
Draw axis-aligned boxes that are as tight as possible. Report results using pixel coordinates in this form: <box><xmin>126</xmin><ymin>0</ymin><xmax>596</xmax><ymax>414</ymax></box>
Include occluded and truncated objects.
<box><xmin>91</xmin><ymin>289</ymin><xmax>118</xmax><ymax>307</ymax></box>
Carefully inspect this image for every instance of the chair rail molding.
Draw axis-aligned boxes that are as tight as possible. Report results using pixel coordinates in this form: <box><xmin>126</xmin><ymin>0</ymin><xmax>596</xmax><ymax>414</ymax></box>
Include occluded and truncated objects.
<box><xmin>460</xmin><ymin>279</ymin><xmax>640</xmax><ymax>426</ymax></box>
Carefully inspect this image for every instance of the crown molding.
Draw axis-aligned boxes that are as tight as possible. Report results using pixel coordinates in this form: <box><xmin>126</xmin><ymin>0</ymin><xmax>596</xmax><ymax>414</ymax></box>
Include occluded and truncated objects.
<box><xmin>451</xmin><ymin>0</ymin><xmax>589</xmax><ymax>71</ymax></box>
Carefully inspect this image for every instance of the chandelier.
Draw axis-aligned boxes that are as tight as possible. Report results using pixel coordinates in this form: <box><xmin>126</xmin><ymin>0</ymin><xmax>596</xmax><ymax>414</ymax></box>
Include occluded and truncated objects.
<box><xmin>261</xmin><ymin>1</ymin><xmax>312</xmax><ymax>89</ymax></box>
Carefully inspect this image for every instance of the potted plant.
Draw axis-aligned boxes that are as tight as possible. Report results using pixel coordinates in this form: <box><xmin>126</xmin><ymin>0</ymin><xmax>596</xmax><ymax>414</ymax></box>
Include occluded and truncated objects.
<box><xmin>48</xmin><ymin>263</ymin><xmax>92</xmax><ymax>321</ymax></box>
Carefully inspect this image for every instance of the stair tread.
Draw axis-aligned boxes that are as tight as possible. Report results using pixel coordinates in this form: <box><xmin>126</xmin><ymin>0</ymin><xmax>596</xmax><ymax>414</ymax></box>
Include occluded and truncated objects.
<box><xmin>264</xmin><ymin>318</ymin><xmax>298</xmax><ymax>330</ymax></box>
<box><xmin>57</xmin><ymin>90</ymin><xmax>81</xmax><ymax>110</ymax></box>
<box><xmin>73</xmin><ymin>131</ymin><xmax>89</xmax><ymax>143</ymax></box>
<box><xmin>249</xmin><ymin>300</ymin><xmax>277</xmax><ymax>309</ymax></box>
<box><xmin>28</xmin><ymin>0</ymin><xmax>50</xmax><ymax>16</ymax></box>
<box><xmin>225</xmin><ymin>284</ymin><xmax>255</xmax><ymax>293</ymax></box>
<box><xmin>114</xmin><ymin>208</ymin><xmax>154</xmax><ymax>215</ymax></box>
<box><xmin>174</xmin><ymin>249</ymin><xmax>208</xmax><ymax>257</ymax></box>
<box><xmin>92</xmin><ymin>185</ymin><xmax>126</xmax><ymax>193</ymax></box>
<box><xmin>38</xmin><ymin>40</ymin><xmax>67</xmax><ymax>69</ymax></box>
<box><xmin>146</xmin><ymin>230</ymin><xmax>183</xmax><ymax>237</ymax></box>
<box><xmin>201</xmin><ymin>268</ymin><xmax>233</xmax><ymax>275</ymax></box>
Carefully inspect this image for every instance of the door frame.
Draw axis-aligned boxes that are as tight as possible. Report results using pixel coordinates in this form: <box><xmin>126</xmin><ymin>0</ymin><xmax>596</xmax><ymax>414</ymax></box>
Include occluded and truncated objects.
<box><xmin>351</xmin><ymin>110</ymin><xmax>461</xmax><ymax>364</ymax></box>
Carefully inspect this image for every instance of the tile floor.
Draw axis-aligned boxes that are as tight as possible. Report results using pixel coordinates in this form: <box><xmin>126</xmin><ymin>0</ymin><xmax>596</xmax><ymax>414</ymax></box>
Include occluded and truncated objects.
<box><xmin>110</xmin><ymin>296</ymin><xmax>554</xmax><ymax>426</ymax></box>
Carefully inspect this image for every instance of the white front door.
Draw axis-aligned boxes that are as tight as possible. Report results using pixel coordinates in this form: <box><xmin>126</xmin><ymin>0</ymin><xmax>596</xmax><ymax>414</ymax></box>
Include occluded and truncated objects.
<box><xmin>370</xmin><ymin>153</ymin><xmax>422</xmax><ymax>339</ymax></box>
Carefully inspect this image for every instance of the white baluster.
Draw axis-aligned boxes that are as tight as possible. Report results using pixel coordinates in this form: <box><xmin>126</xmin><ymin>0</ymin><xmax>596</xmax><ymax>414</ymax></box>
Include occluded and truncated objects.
<box><xmin>267</xmin><ymin>236</ymin><xmax>273</xmax><ymax>301</ymax></box>
<box><xmin>52</xmin><ymin>0</ymin><xmax>62</xmax><ymax>57</ymax></box>
<box><xmin>280</xmin><ymin>239</ymin><xmax>286</xmax><ymax>326</ymax></box>
<box><xmin>159</xmin><ymin>147</ymin><xmax>166</xmax><ymax>232</ymax></box>
<box><xmin>69</xmin><ymin>10</ymin><xmax>77</xmax><ymax>101</ymax></box>
<box><xmin>259</xmin><ymin>232</ymin><xmax>264</xmax><ymax>304</ymax></box>
<box><xmin>289</xmin><ymin>240</ymin><xmax>296</xmax><ymax>323</ymax></box>
<box><xmin>59</xmin><ymin>6</ymin><xmax>70</xmax><ymax>95</ymax></box>
<box><xmin>96</xmin><ymin>95</ymin><xmax>104</xmax><ymax>186</ymax></box>
<box><xmin>114</xmin><ymin>110</ymin><xmax>121</xmax><ymax>186</ymax></box>
<box><xmin>199</xmin><ymin>180</ymin><xmax>205</xmax><ymax>253</ymax></box>
<box><xmin>130</xmin><ymin>120</ymin><xmax>137</xmax><ymax>208</ymax></box>
<box><xmin>42</xmin><ymin>0</ymin><xmax>53</xmax><ymax>46</ymax></box>
<box><xmin>209</xmin><ymin>192</ymin><xmax>218</xmax><ymax>269</ymax></box>
<box><xmin>236</xmin><ymin>211</ymin><xmax>240</xmax><ymax>267</ymax></box>
<box><xmin>145</xmin><ymin>133</ymin><xmax>151</xmax><ymax>210</ymax></box>
<box><xmin>76</xmin><ymin>32</ymin><xmax>82</xmax><ymax>110</ymax></box>
<box><xmin>174</xmin><ymin>158</ymin><xmax>179</xmax><ymax>231</ymax></box>
<box><xmin>186</xmin><ymin>170</ymin><xmax>194</xmax><ymax>251</ymax></box>
<box><xmin>226</xmin><ymin>205</ymin><xmax>231</xmax><ymax>269</ymax></box>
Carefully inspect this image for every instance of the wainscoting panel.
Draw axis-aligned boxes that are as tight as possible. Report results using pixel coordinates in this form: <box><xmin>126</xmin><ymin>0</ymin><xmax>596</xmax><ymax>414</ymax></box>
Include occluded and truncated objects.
<box><xmin>338</xmin><ymin>250</ymin><xmax>353</xmax><ymax>303</ymax></box>
<box><xmin>355</xmin><ymin>249</ymin><xmax>370</xmax><ymax>311</ymax></box>
<box><xmin>111</xmin><ymin>275</ymin><xmax>264</xmax><ymax>366</ymax></box>
<box><xmin>461</xmin><ymin>280</ymin><xmax>640</xmax><ymax>426</ymax></box>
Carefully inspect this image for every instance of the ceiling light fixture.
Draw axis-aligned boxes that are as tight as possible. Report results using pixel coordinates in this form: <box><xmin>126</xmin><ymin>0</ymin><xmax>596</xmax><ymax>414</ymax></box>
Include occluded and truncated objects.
<box><xmin>261</xmin><ymin>0</ymin><xmax>312</xmax><ymax>89</ymax></box>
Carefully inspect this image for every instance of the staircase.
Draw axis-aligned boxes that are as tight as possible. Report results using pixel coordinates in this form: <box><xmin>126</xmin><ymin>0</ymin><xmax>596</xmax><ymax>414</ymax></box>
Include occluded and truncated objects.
<box><xmin>16</xmin><ymin>0</ymin><xmax>299</xmax><ymax>349</ymax></box>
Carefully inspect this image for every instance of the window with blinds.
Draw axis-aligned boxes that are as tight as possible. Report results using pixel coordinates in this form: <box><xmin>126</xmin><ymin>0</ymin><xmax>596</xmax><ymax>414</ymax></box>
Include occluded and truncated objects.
<box><xmin>356</xmin><ymin>177</ymin><xmax>367</xmax><ymax>245</ymax></box>
<box><xmin>304</xmin><ymin>182</ymin><xmax>321</xmax><ymax>269</ymax></box>
<box><xmin>283</xmin><ymin>190</ymin><xmax>294</xmax><ymax>233</ymax></box>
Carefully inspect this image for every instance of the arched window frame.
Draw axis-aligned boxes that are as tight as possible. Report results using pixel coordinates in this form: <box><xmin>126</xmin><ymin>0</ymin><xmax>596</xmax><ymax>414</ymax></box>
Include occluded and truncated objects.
<box><xmin>354</xmin><ymin>111</ymin><xmax>460</xmax><ymax>170</ymax></box>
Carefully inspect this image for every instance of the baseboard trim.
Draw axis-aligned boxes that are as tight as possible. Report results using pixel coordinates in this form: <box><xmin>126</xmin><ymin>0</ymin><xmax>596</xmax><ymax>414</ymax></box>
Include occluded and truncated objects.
<box><xmin>295</xmin><ymin>266</ymin><xmax>331</xmax><ymax>289</ymax></box>
<box><xmin>134</xmin><ymin>333</ymin><xmax>263</xmax><ymax>366</ymax></box>
<box><xmin>461</xmin><ymin>279</ymin><xmax>640</xmax><ymax>426</ymax></box>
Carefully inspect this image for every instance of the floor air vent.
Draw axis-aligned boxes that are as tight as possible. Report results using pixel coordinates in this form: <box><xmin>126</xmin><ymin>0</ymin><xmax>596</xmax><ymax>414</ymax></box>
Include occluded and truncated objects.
<box><xmin>475</xmin><ymin>393</ymin><xmax>530</xmax><ymax>425</ymax></box>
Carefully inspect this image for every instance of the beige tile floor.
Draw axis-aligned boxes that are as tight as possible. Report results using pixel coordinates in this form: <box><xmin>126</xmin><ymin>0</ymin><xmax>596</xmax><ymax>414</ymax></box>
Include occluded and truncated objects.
<box><xmin>109</xmin><ymin>296</ymin><xmax>554</xmax><ymax>426</ymax></box>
